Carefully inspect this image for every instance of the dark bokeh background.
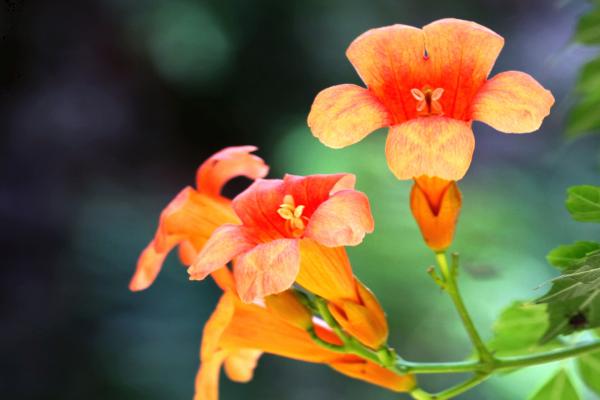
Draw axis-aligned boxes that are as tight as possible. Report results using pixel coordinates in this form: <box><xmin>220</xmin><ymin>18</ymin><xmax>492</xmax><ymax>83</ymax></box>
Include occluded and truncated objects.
<box><xmin>2</xmin><ymin>0</ymin><xmax>600</xmax><ymax>399</ymax></box>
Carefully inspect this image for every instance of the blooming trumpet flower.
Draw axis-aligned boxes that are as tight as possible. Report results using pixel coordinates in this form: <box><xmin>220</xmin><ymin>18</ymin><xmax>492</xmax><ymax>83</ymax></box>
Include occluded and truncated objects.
<box><xmin>129</xmin><ymin>146</ymin><xmax>268</xmax><ymax>291</ymax></box>
<box><xmin>410</xmin><ymin>177</ymin><xmax>462</xmax><ymax>251</ymax></box>
<box><xmin>308</xmin><ymin>18</ymin><xmax>554</xmax><ymax>181</ymax></box>
<box><xmin>188</xmin><ymin>173</ymin><xmax>375</xmax><ymax>302</ymax></box>
<box><xmin>195</xmin><ymin>282</ymin><xmax>415</xmax><ymax>400</ymax></box>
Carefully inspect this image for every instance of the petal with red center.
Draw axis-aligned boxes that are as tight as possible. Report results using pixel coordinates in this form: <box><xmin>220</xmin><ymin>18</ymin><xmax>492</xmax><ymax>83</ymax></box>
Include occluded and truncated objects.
<box><xmin>282</xmin><ymin>174</ymin><xmax>357</xmax><ymax>217</ymax></box>
<box><xmin>471</xmin><ymin>71</ymin><xmax>554</xmax><ymax>133</ymax></box>
<box><xmin>196</xmin><ymin>146</ymin><xmax>269</xmax><ymax>197</ymax></box>
<box><xmin>129</xmin><ymin>238</ymin><xmax>177</xmax><ymax>291</ymax></box>
<box><xmin>307</xmin><ymin>84</ymin><xmax>391</xmax><ymax>148</ymax></box>
<box><xmin>188</xmin><ymin>224</ymin><xmax>256</xmax><ymax>281</ymax></box>
<box><xmin>232</xmin><ymin>179</ymin><xmax>287</xmax><ymax>239</ymax></box>
<box><xmin>422</xmin><ymin>19</ymin><xmax>504</xmax><ymax>120</ymax></box>
<box><xmin>385</xmin><ymin>117</ymin><xmax>475</xmax><ymax>181</ymax></box>
<box><xmin>346</xmin><ymin>24</ymin><xmax>426</xmax><ymax>123</ymax></box>
<box><xmin>305</xmin><ymin>190</ymin><xmax>374</xmax><ymax>247</ymax></box>
<box><xmin>233</xmin><ymin>238</ymin><xmax>300</xmax><ymax>303</ymax></box>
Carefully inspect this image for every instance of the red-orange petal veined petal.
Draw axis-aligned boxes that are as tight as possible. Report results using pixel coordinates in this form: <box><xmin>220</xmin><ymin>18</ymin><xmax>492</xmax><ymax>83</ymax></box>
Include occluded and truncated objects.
<box><xmin>223</xmin><ymin>349</ymin><xmax>262</xmax><ymax>383</ymax></box>
<box><xmin>196</xmin><ymin>146</ymin><xmax>269</xmax><ymax>198</ymax></box>
<box><xmin>385</xmin><ymin>117</ymin><xmax>475</xmax><ymax>181</ymax></box>
<box><xmin>422</xmin><ymin>18</ymin><xmax>504</xmax><ymax>120</ymax></box>
<box><xmin>188</xmin><ymin>224</ymin><xmax>256</xmax><ymax>281</ymax></box>
<box><xmin>307</xmin><ymin>84</ymin><xmax>391</xmax><ymax>148</ymax></box>
<box><xmin>282</xmin><ymin>173</ymin><xmax>356</xmax><ymax>216</ymax></box>
<box><xmin>233</xmin><ymin>238</ymin><xmax>300</xmax><ymax>303</ymax></box>
<box><xmin>232</xmin><ymin>179</ymin><xmax>287</xmax><ymax>239</ymax></box>
<box><xmin>471</xmin><ymin>71</ymin><xmax>554</xmax><ymax>133</ymax></box>
<box><xmin>330</xmin><ymin>359</ymin><xmax>416</xmax><ymax>392</ymax></box>
<box><xmin>129</xmin><ymin>238</ymin><xmax>178</xmax><ymax>291</ymax></box>
<box><xmin>305</xmin><ymin>190</ymin><xmax>374</xmax><ymax>247</ymax></box>
<box><xmin>346</xmin><ymin>24</ymin><xmax>426</xmax><ymax>123</ymax></box>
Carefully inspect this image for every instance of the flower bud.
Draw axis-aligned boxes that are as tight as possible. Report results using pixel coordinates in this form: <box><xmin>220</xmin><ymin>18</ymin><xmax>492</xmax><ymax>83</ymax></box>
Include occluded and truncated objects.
<box><xmin>265</xmin><ymin>290</ymin><xmax>313</xmax><ymax>330</ymax></box>
<box><xmin>328</xmin><ymin>279</ymin><xmax>389</xmax><ymax>349</ymax></box>
<box><xmin>410</xmin><ymin>176</ymin><xmax>462</xmax><ymax>252</ymax></box>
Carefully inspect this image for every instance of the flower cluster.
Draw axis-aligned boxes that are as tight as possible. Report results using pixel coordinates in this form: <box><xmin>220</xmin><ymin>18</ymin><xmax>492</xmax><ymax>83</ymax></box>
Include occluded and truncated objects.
<box><xmin>131</xmin><ymin>18</ymin><xmax>553</xmax><ymax>399</ymax></box>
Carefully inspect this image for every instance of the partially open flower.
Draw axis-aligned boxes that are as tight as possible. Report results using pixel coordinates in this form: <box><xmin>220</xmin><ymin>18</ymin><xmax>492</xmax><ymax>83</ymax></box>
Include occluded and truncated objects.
<box><xmin>410</xmin><ymin>176</ymin><xmax>462</xmax><ymax>251</ymax></box>
<box><xmin>129</xmin><ymin>146</ymin><xmax>268</xmax><ymax>291</ymax></box>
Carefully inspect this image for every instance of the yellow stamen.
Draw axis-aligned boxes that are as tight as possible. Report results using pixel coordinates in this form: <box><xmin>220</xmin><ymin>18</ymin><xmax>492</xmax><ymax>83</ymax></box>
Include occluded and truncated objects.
<box><xmin>411</xmin><ymin>86</ymin><xmax>444</xmax><ymax>116</ymax></box>
<box><xmin>277</xmin><ymin>195</ymin><xmax>308</xmax><ymax>237</ymax></box>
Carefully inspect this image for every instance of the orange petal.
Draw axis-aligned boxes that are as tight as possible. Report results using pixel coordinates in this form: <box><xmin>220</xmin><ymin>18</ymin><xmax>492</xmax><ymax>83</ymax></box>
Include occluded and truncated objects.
<box><xmin>155</xmin><ymin>187</ymin><xmax>238</xmax><ymax>253</ymax></box>
<box><xmin>410</xmin><ymin>178</ymin><xmax>462</xmax><ymax>251</ymax></box>
<box><xmin>305</xmin><ymin>190</ymin><xmax>374</xmax><ymax>247</ymax></box>
<box><xmin>330</xmin><ymin>359</ymin><xmax>416</xmax><ymax>392</ymax></box>
<box><xmin>188</xmin><ymin>224</ymin><xmax>256</xmax><ymax>281</ymax></box>
<box><xmin>422</xmin><ymin>19</ymin><xmax>504</xmax><ymax>120</ymax></box>
<box><xmin>194</xmin><ymin>350</ymin><xmax>228</xmax><ymax>400</ymax></box>
<box><xmin>385</xmin><ymin>117</ymin><xmax>475</xmax><ymax>181</ymax></box>
<box><xmin>129</xmin><ymin>238</ymin><xmax>176</xmax><ymax>291</ymax></box>
<box><xmin>296</xmin><ymin>239</ymin><xmax>358</xmax><ymax>303</ymax></box>
<box><xmin>328</xmin><ymin>280</ymin><xmax>388</xmax><ymax>349</ymax></box>
<box><xmin>196</xmin><ymin>146</ymin><xmax>269</xmax><ymax>198</ymax></box>
<box><xmin>307</xmin><ymin>84</ymin><xmax>391</xmax><ymax>148</ymax></box>
<box><xmin>224</xmin><ymin>349</ymin><xmax>262</xmax><ymax>383</ymax></box>
<box><xmin>219</xmin><ymin>295</ymin><xmax>343</xmax><ymax>364</ymax></box>
<box><xmin>233</xmin><ymin>238</ymin><xmax>300</xmax><ymax>303</ymax></box>
<box><xmin>471</xmin><ymin>71</ymin><xmax>554</xmax><ymax>133</ymax></box>
<box><xmin>282</xmin><ymin>173</ymin><xmax>357</xmax><ymax>216</ymax></box>
<box><xmin>346</xmin><ymin>24</ymin><xmax>426</xmax><ymax>123</ymax></box>
<box><xmin>265</xmin><ymin>290</ymin><xmax>313</xmax><ymax>330</ymax></box>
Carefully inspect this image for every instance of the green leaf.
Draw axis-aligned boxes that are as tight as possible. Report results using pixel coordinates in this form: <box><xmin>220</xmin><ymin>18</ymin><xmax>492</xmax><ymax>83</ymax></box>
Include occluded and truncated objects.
<box><xmin>575</xmin><ymin>57</ymin><xmax>600</xmax><ymax>95</ymax></box>
<box><xmin>574</xmin><ymin>6</ymin><xmax>600</xmax><ymax>45</ymax></box>
<box><xmin>547</xmin><ymin>241</ymin><xmax>600</xmax><ymax>270</ymax></box>
<box><xmin>488</xmin><ymin>301</ymin><xmax>559</xmax><ymax>356</ymax></box>
<box><xmin>567</xmin><ymin>93</ymin><xmax>600</xmax><ymax>138</ymax></box>
<box><xmin>538</xmin><ymin>251</ymin><xmax>600</xmax><ymax>342</ymax></box>
<box><xmin>566</xmin><ymin>185</ymin><xmax>600</xmax><ymax>223</ymax></box>
<box><xmin>577</xmin><ymin>349</ymin><xmax>600</xmax><ymax>395</ymax></box>
<box><xmin>528</xmin><ymin>369</ymin><xmax>580</xmax><ymax>400</ymax></box>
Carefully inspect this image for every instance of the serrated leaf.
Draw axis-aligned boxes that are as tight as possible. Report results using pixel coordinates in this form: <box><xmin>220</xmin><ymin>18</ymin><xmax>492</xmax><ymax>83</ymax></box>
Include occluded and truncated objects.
<box><xmin>574</xmin><ymin>6</ymin><xmax>600</xmax><ymax>45</ymax></box>
<box><xmin>577</xmin><ymin>349</ymin><xmax>600</xmax><ymax>395</ymax></box>
<box><xmin>539</xmin><ymin>252</ymin><xmax>600</xmax><ymax>342</ymax></box>
<box><xmin>528</xmin><ymin>369</ymin><xmax>580</xmax><ymax>400</ymax></box>
<box><xmin>566</xmin><ymin>185</ymin><xmax>600</xmax><ymax>223</ymax></box>
<box><xmin>488</xmin><ymin>301</ymin><xmax>559</xmax><ymax>356</ymax></box>
<box><xmin>547</xmin><ymin>241</ymin><xmax>600</xmax><ymax>270</ymax></box>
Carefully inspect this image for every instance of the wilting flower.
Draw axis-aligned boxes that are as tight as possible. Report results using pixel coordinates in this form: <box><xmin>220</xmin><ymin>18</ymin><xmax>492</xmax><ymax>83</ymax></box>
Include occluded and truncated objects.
<box><xmin>129</xmin><ymin>146</ymin><xmax>268</xmax><ymax>291</ymax></box>
<box><xmin>195</xmin><ymin>276</ymin><xmax>415</xmax><ymax>400</ymax></box>
<box><xmin>308</xmin><ymin>18</ymin><xmax>554</xmax><ymax>181</ymax></box>
<box><xmin>410</xmin><ymin>177</ymin><xmax>462</xmax><ymax>251</ymax></box>
<box><xmin>188</xmin><ymin>173</ymin><xmax>374</xmax><ymax>302</ymax></box>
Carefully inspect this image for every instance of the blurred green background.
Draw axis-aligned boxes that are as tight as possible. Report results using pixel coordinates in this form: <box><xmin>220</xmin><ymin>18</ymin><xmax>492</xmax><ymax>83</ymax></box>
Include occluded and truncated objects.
<box><xmin>2</xmin><ymin>0</ymin><xmax>600</xmax><ymax>399</ymax></box>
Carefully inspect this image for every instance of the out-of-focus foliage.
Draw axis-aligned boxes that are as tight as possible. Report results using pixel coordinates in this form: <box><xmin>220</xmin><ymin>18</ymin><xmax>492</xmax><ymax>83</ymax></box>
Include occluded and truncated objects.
<box><xmin>568</xmin><ymin>2</ymin><xmax>600</xmax><ymax>137</ymax></box>
<box><xmin>528</xmin><ymin>369</ymin><xmax>580</xmax><ymax>400</ymax></box>
<box><xmin>487</xmin><ymin>302</ymin><xmax>558</xmax><ymax>357</ymax></box>
<box><xmin>566</xmin><ymin>185</ymin><xmax>600</xmax><ymax>222</ymax></box>
<box><xmin>578</xmin><ymin>349</ymin><xmax>600</xmax><ymax>396</ymax></box>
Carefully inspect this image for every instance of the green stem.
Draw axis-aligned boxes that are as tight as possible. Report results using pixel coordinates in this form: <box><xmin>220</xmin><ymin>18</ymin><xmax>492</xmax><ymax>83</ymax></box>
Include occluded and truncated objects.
<box><xmin>436</xmin><ymin>252</ymin><xmax>494</xmax><ymax>364</ymax></box>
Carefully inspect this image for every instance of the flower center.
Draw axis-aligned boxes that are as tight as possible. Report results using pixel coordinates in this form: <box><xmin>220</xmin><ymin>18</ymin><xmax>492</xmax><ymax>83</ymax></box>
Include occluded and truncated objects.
<box><xmin>277</xmin><ymin>194</ymin><xmax>308</xmax><ymax>238</ymax></box>
<box><xmin>410</xmin><ymin>86</ymin><xmax>444</xmax><ymax>116</ymax></box>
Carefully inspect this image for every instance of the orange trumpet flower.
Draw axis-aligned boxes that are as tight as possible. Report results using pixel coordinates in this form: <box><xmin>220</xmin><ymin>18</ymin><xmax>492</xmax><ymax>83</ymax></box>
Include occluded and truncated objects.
<box><xmin>308</xmin><ymin>18</ymin><xmax>554</xmax><ymax>181</ymax></box>
<box><xmin>195</xmin><ymin>284</ymin><xmax>415</xmax><ymax>400</ymax></box>
<box><xmin>188</xmin><ymin>173</ymin><xmax>375</xmax><ymax>303</ymax></box>
<box><xmin>129</xmin><ymin>146</ymin><xmax>268</xmax><ymax>291</ymax></box>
